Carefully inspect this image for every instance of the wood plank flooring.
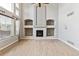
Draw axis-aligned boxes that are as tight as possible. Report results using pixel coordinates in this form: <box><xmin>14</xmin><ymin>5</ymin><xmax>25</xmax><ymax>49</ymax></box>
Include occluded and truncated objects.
<box><xmin>0</xmin><ymin>39</ymin><xmax>79</xmax><ymax>56</ymax></box>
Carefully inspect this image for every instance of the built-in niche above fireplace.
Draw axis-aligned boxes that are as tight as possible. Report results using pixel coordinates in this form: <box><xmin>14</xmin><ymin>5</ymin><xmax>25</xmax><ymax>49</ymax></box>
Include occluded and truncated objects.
<box><xmin>36</xmin><ymin>30</ymin><xmax>43</xmax><ymax>37</ymax></box>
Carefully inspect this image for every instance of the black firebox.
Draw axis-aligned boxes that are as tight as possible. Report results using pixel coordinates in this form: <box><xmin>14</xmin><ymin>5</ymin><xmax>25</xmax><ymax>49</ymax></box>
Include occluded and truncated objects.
<box><xmin>36</xmin><ymin>30</ymin><xmax>43</xmax><ymax>37</ymax></box>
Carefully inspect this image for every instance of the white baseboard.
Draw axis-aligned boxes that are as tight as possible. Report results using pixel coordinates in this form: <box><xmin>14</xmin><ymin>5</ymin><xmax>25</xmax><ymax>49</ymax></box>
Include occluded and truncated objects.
<box><xmin>58</xmin><ymin>38</ymin><xmax>79</xmax><ymax>51</ymax></box>
<box><xmin>21</xmin><ymin>36</ymin><xmax>58</xmax><ymax>40</ymax></box>
<box><xmin>0</xmin><ymin>39</ymin><xmax>18</xmax><ymax>51</ymax></box>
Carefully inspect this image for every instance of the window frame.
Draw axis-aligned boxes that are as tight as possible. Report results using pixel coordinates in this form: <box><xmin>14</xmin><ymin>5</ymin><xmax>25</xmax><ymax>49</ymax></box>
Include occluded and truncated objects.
<box><xmin>0</xmin><ymin>3</ymin><xmax>20</xmax><ymax>39</ymax></box>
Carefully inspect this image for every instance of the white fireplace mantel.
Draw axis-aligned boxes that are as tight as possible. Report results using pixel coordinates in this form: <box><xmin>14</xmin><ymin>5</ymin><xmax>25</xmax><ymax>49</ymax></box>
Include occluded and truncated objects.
<box><xmin>33</xmin><ymin>28</ymin><xmax>46</xmax><ymax>38</ymax></box>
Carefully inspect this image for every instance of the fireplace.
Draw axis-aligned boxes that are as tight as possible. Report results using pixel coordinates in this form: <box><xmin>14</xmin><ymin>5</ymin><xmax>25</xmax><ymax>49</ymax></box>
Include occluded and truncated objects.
<box><xmin>36</xmin><ymin>30</ymin><xmax>43</xmax><ymax>37</ymax></box>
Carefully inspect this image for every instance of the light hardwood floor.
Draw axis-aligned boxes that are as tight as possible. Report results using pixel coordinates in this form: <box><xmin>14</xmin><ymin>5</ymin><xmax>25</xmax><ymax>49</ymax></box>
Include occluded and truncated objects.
<box><xmin>0</xmin><ymin>39</ymin><xmax>79</xmax><ymax>56</ymax></box>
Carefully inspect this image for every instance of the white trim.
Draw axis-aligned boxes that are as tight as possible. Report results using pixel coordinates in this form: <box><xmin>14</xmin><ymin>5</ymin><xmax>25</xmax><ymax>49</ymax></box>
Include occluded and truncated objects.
<box><xmin>58</xmin><ymin>38</ymin><xmax>79</xmax><ymax>51</ymax></box>
<box><xmin>0</xmin><ymin>39</ymin><xmax>18</xmax><ymax>51</ymax></box>
<box><xmin>0</xmin><ymin>7</ymin><xmax>17</xmax><ymax>19</ymax></box>
<box><xmin>21</xmin><ymin>36</ymin><xmax>58</xmax><ymax>40</ymax></box>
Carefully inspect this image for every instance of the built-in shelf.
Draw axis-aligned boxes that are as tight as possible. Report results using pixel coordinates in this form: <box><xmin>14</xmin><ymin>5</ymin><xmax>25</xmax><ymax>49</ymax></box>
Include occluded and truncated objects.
<box><xmin>24</xmin><ymin>19</ymin><xmax>33</xmax><ymax>25</ymax></box>
<box><xmin>24</xmin><ymin>28</ymin><xmax>33</xmax><ymax>36</ymax></box>
<box><xmin>46</xmin><ymin>19</ymin><xmax>55</xmax><ymax>37</ymax></box>
<box><xmin>47</xmin><ymin>28</ymin><xmax>54</xmax><ymax>36</ymax></box>
<box><xmin>24</xmin><ymin>19</ymin><xmax>33</xmax><ymax>37</ymax></box>
<box><xmin>46</xmin><ymin>19</ymin><xmax>54</xmax><ymax>25</ymax></box>
<box><xmin>24</xmin><ymin>25</ymin><xmax>33</xmax><ymax>28</ymax></box>
<box><xmin>47</xmin><ymin>25</ymin><xmax>55</xmax><ymax>28</ymax></box>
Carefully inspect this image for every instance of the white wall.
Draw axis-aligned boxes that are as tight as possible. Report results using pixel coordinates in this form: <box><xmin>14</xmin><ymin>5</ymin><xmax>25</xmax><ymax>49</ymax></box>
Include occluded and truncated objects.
<box><xmin>47</xmin><ymin>4</ymin><xmax>58</xmax><ymax>20</ymax></box>
<box><xmin>22</xmin><ymin>3</ymin><xmax>35</xmax><ymax>20</ymax></box>
<box><xmin>19</xmin><ymin>4</ymin><xmax>24</xmax><ymax>38</ymax></box>
<box><xmin>46</xmin><ymin>4</ymin><xmax>58</xmax><ymax>37</ymax></box>
<box><xmin>58</xmin><ymin>3</ymin><xmax>79</xmax><ymax>48</ymax></box>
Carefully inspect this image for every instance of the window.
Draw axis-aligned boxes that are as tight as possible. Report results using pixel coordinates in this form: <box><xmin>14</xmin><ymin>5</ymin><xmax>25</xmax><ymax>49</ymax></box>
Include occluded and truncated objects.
<box><xmin>15</xmin><ymin>9</ymin><xmax>19</xmax><ymax>16</ymax></box>
<box><xmin>15</xmin><ymin>3</ymin><xmax>19</xmax><ymax>8</ymax></box>
<box><xmin>0</xmin><ymin>15</ymin><xmax>14</xmax><ymax>38</ymax></box>
<box><xmin>0</xmin><ymin>3</ymin><xmax>20</xmax><ymax>15</ymax></box>
<box><xmin>0</xmin><ymin>3</ymin><xmax>14</xmax><ymax>12</ymax></box>
<box><xmin>0</xmin><ymin>3</ymin><xmax>20</xmax><ymax>39</ymax></box>
<box><xmin>15</xmin><ymin>3</ymin><xmax>20</xmax><ymax>16</ymax></box>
